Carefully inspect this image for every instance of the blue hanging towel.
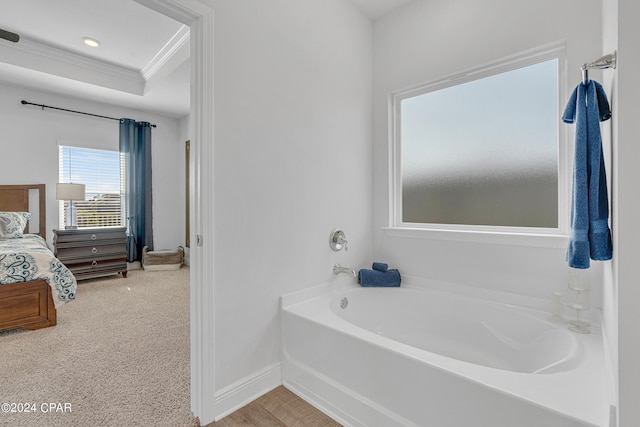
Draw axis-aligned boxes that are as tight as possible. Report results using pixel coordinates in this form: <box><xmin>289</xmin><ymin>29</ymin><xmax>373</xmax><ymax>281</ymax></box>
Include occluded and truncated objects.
<box><xmin>562</xmin><ymin>80</ymin><xmax>613</xmax><ymax>268</ymax></box>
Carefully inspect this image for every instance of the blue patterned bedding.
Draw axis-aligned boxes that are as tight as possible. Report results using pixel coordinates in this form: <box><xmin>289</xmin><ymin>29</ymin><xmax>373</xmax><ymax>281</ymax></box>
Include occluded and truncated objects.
<box><xmin>0</xmin><ymin>234</ymin><xmax>76</xmax><ymax>308</ymax></box>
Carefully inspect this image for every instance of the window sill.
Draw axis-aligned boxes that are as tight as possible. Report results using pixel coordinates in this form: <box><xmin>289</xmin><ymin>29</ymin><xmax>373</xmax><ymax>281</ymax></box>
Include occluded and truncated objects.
<box><xmin>382</xmin><ymin>226</ymin><xmax>568</xmax><ymax>249</ymax></box>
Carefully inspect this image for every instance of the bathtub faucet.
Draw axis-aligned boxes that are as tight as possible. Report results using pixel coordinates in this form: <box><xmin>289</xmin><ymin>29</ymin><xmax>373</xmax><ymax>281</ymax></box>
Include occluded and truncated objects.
<box><xmin>333</xmin><ymin>264</ymin><xmax>357</xmax><ymax>278</ymax></box>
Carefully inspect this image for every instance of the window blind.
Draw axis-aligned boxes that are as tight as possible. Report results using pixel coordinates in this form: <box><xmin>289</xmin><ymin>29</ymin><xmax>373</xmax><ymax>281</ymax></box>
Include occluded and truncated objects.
<box><xmin>58</xmin><ymin>145</ymin><xmax>125</xmax><ymax>228</ymax></box>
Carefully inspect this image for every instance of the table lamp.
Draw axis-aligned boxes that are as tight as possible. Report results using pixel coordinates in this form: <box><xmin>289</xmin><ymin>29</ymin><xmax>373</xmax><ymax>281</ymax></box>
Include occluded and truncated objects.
<box><xmin>56</xmin><ymin>183</ymin><xmax>85</xmax><ymax>229</ymax></box>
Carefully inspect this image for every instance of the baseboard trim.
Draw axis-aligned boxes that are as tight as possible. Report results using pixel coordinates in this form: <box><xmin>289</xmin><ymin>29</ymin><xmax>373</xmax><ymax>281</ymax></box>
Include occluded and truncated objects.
<box><xmin>282</xmin><ymin>357</ymin><xmax>418</xmax><ymax>427</ymax></box>
<box><xmin>284</xmin><ymin>377</ymin><xmax>361</xmax><ymax>427</ymax></box>
<box><xmin>213</xmin><ymin>362</ymin><xmax>282</xmax><ymax>421</ymax></box>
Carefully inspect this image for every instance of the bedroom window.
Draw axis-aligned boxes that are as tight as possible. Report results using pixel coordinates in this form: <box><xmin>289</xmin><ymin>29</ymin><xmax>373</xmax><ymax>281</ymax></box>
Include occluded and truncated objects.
<box><xmin>58</xmin><ymin>145</ymin><xmax>125</xmax><ymax>228</ymax></box>
<box><xmin>388</xmin><ymin>44</ymin><xmax>567</xmax><ymax>245</ymax></box>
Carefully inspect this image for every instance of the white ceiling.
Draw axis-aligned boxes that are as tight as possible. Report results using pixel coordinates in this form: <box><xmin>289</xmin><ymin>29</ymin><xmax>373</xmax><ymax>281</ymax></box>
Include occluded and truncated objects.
<box><xmin>0</xmin><ymin>0</ymin><xmax>413</xmax><ymax>120</ymax></box>
<box><xmin>347</xmin><ymin>0</ymin><xmax>414</xmax><ymax>19</ymax></box>
<box><xmin>0</xmin><ymin>0</ymin><xmax>191</xmax><ymax>119</ymax></box>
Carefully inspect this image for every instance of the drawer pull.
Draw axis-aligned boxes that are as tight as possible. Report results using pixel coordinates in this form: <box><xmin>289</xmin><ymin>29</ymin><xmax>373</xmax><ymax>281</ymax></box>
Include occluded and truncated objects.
<box><xmin>91</xmin><ymin>260</ymin><xmax>98</xmax><ymax>267</ymax></box>
<box><xmin>91</xmin><ymin>234</ymin><xmax>97</xmax><ymax>240</ymax></box>
<box><xmin>91</xmin><ymin>247</ymin><xmax>98</xmax><ymax>254</ymax></box>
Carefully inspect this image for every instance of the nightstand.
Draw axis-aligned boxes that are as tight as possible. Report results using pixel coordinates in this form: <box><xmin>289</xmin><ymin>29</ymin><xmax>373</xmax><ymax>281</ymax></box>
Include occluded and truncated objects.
<box><xmin>53</xmin><ymin>227</ymin><xmax>128</xmax><ymax>281</ymax></box>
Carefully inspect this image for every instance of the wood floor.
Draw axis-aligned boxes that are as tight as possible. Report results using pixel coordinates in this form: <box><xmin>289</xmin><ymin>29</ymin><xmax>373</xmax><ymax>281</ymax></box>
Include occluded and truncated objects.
<box><xmin>208</xmin><ymin>386</ymin><xmax>342</xmax><ymax>427</ymax></box>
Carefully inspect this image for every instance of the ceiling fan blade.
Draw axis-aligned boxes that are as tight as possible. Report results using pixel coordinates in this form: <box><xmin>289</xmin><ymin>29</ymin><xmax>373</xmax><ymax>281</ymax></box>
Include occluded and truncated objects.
<box><xmin>0</xmin><ymin>28</ymin><xmax>20</xmax><ymax>43</ymax></box>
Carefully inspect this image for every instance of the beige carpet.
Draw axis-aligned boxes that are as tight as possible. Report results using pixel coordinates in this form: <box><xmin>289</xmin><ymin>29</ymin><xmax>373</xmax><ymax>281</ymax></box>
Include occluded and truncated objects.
<box><xmin>0</xmin><ymin>267</ymin><xmax>199</xmax><ymax>427</ymax></box>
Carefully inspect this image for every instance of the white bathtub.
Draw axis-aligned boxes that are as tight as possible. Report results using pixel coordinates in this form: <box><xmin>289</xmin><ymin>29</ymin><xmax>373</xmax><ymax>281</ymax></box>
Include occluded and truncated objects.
<box><xmin>281</xmin><ymin>284</ymin><xmax>613</xmax><ymax>427</ymax></box>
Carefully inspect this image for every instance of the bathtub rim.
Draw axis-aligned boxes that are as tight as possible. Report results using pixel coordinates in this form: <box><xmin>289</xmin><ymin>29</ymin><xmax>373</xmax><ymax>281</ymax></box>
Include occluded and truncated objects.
<box><xmin>282</xmin><ymin>274</ymin><xmax>600</xmax><ymax>324</ymax></box>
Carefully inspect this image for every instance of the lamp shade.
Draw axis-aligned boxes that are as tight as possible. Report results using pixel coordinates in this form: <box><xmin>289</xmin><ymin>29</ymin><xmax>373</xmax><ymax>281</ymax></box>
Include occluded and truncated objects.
<box><xmin>56</xmin><ymin>183</ymin><xmax>86</xmax><ymax>201</ymax></box>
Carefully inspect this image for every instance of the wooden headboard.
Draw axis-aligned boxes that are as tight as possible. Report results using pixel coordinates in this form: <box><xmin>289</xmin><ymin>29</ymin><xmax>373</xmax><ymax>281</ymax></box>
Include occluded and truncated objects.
<box><xmin>0</xmin><ymin>184</ymin><xmax>46</xmax><ymax>239</ymax></box>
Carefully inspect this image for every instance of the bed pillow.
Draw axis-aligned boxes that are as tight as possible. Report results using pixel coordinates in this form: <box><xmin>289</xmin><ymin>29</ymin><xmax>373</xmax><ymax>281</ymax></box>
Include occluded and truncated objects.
<box><xmin>0</xmin><ymin>212</ymin><xmax>31</xmax><ymax>239</ymax></box>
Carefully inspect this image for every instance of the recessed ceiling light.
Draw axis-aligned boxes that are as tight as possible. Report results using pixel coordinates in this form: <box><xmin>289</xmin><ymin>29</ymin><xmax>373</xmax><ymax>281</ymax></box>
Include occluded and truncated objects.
<box><xmin>82</xmin><ymin>37</ymin><xmax>100</xmax><ymax>48</ymax></box>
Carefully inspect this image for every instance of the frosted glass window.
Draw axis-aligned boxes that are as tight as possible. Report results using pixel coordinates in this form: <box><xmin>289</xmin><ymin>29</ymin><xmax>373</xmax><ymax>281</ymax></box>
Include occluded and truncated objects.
<box><xmin>400</xmin><ymin>58</ymin><xmax>559</xmax><ymax>228</ymax></box>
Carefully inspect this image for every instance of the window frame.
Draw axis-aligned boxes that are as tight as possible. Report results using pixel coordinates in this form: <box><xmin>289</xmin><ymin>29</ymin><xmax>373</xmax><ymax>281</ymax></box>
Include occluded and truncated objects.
<box><xmin>387</xmin><ymin>43</ymin><xmax>569</xmax><ymax>248</ymax></box>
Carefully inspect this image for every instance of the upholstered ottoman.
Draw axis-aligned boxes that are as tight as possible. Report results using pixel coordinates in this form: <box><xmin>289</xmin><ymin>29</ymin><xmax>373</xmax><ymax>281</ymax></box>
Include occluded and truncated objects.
<box><xmin>141</xmin><ymin>246</ymin><xmax>184</xmax><ymax>271</ymax></box>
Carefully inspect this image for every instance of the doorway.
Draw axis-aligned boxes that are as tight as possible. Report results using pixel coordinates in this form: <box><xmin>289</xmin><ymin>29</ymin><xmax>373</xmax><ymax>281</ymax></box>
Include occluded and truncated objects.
<box><xmin>134</xmin><ymin>0</ymin><xmax>215</xmax><ymax>423</ymax></box>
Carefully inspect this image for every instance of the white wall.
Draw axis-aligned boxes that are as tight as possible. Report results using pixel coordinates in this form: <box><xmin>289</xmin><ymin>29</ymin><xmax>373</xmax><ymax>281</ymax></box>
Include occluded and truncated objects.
<box><xmin>0</xmin><ymin>82</ymin><xmax>186</xmax><ymax>250</ymax></box>
<box><xmin>611</xmin><ymin>1</ymin><xmax>640</xmax><ymax>425</ymax></box>
<box><xmin>208</xmin><ymin>0</ymin><xmax>373</xmax><ymax>392</ymax></box>
<box><xmin>372</xmin><ymin>0</ymin><xmax>605</xmax><ymax>303</ymax></box>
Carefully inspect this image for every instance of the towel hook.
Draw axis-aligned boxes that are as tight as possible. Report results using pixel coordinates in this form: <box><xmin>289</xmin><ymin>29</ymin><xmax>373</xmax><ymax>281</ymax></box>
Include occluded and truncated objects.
<box><xmin>580</xmin><ymin>51</ymin><xmax>617</xmax><ymax>84</ymax></box>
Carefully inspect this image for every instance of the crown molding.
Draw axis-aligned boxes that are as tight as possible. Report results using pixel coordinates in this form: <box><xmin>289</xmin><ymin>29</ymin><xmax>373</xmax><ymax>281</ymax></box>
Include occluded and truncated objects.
<box><xmin>142</xmin><ymin>25</ymin><xmax>190</xmax><ymax>80</ymax></box>
<box><xmin>0</xmin><ymin>27</ymin><xmax>191</xmax><ymax>97</ymax></box>
<box><xmin>141</xmin><ymin>25</ymin><xmax>190</xmax><ymax>93</ymax></box>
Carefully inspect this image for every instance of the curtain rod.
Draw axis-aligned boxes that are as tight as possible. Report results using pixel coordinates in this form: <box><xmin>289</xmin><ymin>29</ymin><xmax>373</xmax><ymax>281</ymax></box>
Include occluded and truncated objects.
<box><xmin>20</xmin><ymin>100</ymin><xmax>157</xmax><ymax>128</ymax></box>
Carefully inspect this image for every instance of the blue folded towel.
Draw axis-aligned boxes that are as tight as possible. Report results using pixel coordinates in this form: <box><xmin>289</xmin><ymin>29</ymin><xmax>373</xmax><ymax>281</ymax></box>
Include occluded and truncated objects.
<box><xmin>562</xmin><ymin>80</ymin><xmax>613</xmax><ymax>268</ymax></box>
<box><xmin>372</xmin><ymin>262</ymin><xmax>388</xmax><ymax>272</ymax></box>
<box><xmin>358</xmin><ymin>268</ymin><xmax>401</xmax><ymax>287</ymax></box>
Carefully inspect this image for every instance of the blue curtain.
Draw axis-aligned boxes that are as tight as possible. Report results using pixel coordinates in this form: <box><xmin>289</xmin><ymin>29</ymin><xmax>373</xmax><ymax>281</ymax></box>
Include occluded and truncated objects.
<box><xmin>119</xmin><ymin>119</ymin><xmax>153</xmax><ymax>262</ymax></box>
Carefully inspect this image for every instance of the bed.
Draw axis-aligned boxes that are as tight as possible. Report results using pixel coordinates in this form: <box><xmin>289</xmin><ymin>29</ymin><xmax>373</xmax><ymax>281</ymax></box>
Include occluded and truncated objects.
<box><xmin>0</xmin><ymin>184</ymin><xmax>77</xmax><ymax>332</ymax></box>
